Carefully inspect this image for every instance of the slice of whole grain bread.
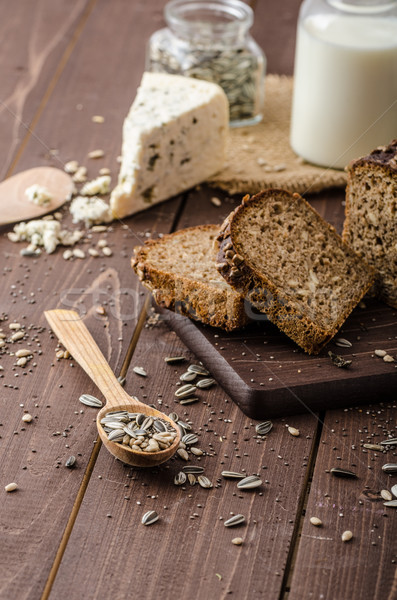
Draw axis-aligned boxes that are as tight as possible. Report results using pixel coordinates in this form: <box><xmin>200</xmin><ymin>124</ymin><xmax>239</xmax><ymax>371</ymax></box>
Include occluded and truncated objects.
<box><xmin>132</xmin><ymin>225</ymin><xmax>247</xmax><ymax>331</ymax></box>
<box><xmin>342</xmin><ymin>140</ymin><xmax>397</xmax><ymax>309</ymax></box>
<box><xmin>215</xmin><ymin>189</ymin><xmax>375</xmax><ymax>354</ymax></box>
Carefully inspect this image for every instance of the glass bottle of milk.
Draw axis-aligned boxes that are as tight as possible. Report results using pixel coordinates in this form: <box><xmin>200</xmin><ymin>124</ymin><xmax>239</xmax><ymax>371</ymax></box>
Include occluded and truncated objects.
<box><xmin>290</xmin><ymin>0</ymin><xmax>397</xmax><ymax>169</ymax></box>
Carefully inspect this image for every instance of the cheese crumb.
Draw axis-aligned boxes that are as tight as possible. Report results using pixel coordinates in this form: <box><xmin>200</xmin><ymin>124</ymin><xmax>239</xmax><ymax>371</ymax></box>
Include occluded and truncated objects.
<box><xmin>70</xmin><ymin>196</ymin><xmax>113</xmax><ymax>228</ymax></box>
<box><xmin>80</xmin><ymin>175</ymin><xmax>111</xmax><ymax>196</ymax></box>
<box><xmin>25</xmin><ymin>184</ymin><xmax>53</xmax><ymax>206</ymax></box>
<box><xmin>9</xmin><ymin>219</ymin><xmax>83</xmax><ymax>254</ymax></box>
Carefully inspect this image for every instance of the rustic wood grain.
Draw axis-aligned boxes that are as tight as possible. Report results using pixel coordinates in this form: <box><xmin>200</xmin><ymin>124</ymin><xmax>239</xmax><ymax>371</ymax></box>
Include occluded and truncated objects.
<box><xmin>0</xmin><ymin>0</ymin><xmax>93</xmax><ymax>179</ymax></box>
<box><xmin>50</xmin><ymin>316</ymin><xmax>319</xmax><ymax>600</ymax></box>
<box><xmin>287</xmin><ymin>404</ymin><xmax>397</xmax><ymax>600</ymax></box>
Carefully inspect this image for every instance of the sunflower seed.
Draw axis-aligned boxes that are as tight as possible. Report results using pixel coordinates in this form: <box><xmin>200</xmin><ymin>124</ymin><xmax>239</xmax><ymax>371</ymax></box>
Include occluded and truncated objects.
<box><xmin>187</xmin><ymin>364</ymin><xmax>210</xmax><ymax>376</ymax></box>
<box><xmin>384</xmin><ymin>499</ymin><xmax>397</xmax><ymax>508</ymax></box>
<box><xmin>224</xmin><ymin>514</ymin><xmax>245</xmax><ymax>527</ymax></box>
<box><xmin>330</xmin><ymin>467</ymin><xmax>358</xmax><ymax>479</ymax></box>
<box><xmin>190</xmin><ymin>447</ymin><xmax>203</xmax><ymax>456</ymax></box>
<box><xmin>341</xmin><ymin>530</ymin><xmax>353</xmax><ymax>542</ymax></box>
<box><xmin>182</xmin><ymin>433</ymin><xmax>199</xmax><ymax>445</ymax></box>
<box><xmin>183</xmin><ymin>466</ymin><xmax>204</xmax><ymax>474</ymax></box>
<box><xmin>133</xmin><ymin>366</ymin><xmax>147</xmax><ymax>377</ymax></box>
<box><xmin>334</xmin><ymin>337</ymin><xmax>352</xmax><ymax>348</ymax></box>
<box><xmin>237</xmin><ymin>476</ymin><xmax>262</xmax><ymax>489</ymax></box>
<box><xmin>198</xmin><ymin>475</ymin><xmax>213</xmax><ymax>489</ymax></box>
<box><xmin>5</xmin><ymin>483</ymin><xmax>18</xmax><ymax>492</ymax></box>
<box><xmin>107</xmin><ymin>429</ymin><xmax>125</xmax><ymax>442</ymax></box>
<box><xmin>328</xmin><ymin>351</ymin><xmax>352</xmax><ymax>368</ymax></box>
<box><xmin>196</xmin><ymin>378</ymin><xmax>216</xmax><ymax>389</ymax></box>
<box><xmin>221</xmin><ymin>471</ymin><xmax>246</xmax><ymax>479</ymax></box>
<box><xmin>382</xmin><ymin>464</ymin><xmax>397</xmax><ymax>473</ymax></box>
<box><xmin>180</xmin><ymin>397</ymin><xmax>199</xmax><ymax>406</ymax></box>
<box><xmin>232</xmin><ymin>537</ymin><xmax>243</xmax><ymax>545</ymax></box>
<box><xmin>391</xmin><ymin>484</ymin><xmax>397</xmax><ymax>498</ymax></box>
<box><xmin>180</xmin><ymin>371</ymin><xmax>197</xmax><ymax>382</ymax></box>
<box><xmin>380</xmin><ymin>438</ymin><xmax>397</xmax><ymax>446</ymax></box>
<box><xmin>22</xmin><ymin>413</ymin><xmax>33</xmax><ymax>423</ymax></box>
<box><xmin>374</xmin><ymin>349</ymin><xmax>387</xmax><ymax>357</ymax></box>
<box><xmin>177</xmin><ymin>448</ymin><xmax>189</xmax><ymax>461</ymax></box>
<box><xmin>255</xmin><ymin>421</ymin><xmax>273</xmax><ymax>435</ymax></box>
<box><xmin>174</xmin><ymin>472</ymin><xmax>187</xmax><ymax>485</ymax></box>
<box><xmin>79</xmin><ymin>394</ymin><xmax>103</xmax><ymax>408</ymax></box>
<box><xmin>153</xmin><ymin>420</ymin><xmax>167</xmax><ymax>433</ymax></box>
<box><xmin>65</xmin><ymin>456</ymin><xmax>76</xmax><ymax>468</ymax></box>
<box><xmin>288</xmin><ymin>426</ymin><xmax>300</xmax><ymax>437</ymax></box>
<box><xmin>381</xmin><ymin>489</ymin><xmax>393</xmax><ymax>501</ymax></box>
<box><xmin>142</xmin><ymin>510</ymin><xmax>159</xmax><ymax>525</ymax></box>
<box><xmin>165</xmin><ymin>356</ymin><xmax>186</xmax><ymax>364</ymax></box>
<box><xmin>310</xmin><ymin>517</ymin><xmax>323</xmax><ymax>527</ymax></box>
<box><xmin>141</xmin><ymin>417</ymin><xmax>153</xmax><ymax>430</ymax></box>
<box><xmin>188</xmin><ymin>474</ymin><xmax>196</xmax><ymax>486</ymax></box>
<box><xmin>175</xmin><ymin>384</ymin><xmax>196</xmax><ymax>399</ymax></box>
<box><xmin>363</xmin><ymin>443</ymin><xmax>383</xmax><ymax>451</ymax></box>
<box><xmin>177</xmin><ymin>420</ymin><xmax>192</xmax><ymax>431</ymax></box>
<box><xmin>168</xmin><ymin>412</ymin><xmax>179</xmax><ymax>422</ymax></box>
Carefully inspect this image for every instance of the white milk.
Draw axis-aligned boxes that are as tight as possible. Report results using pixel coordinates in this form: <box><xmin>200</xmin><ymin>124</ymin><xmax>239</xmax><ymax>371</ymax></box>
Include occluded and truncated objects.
<box><xmin>290</xmin><ymin>14</ymin><xmax>397</xmax><ymax>168</ymax></box>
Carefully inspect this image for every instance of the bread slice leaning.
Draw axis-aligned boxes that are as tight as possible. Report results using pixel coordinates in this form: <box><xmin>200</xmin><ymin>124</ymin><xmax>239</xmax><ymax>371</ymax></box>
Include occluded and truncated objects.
<box><xmin>132</xmin><ymin>225</ymin><xmax>248</xmax><ymax>331</ymax></box>
<box><xmin>343</xmin><ymin>140</ymin><xmax>397</xmax><ymax>309</ymax></box>
<box><xmin>215</xmin><ymin>189</ymin><xmax>375</xmax><ymax>354</ymax></box>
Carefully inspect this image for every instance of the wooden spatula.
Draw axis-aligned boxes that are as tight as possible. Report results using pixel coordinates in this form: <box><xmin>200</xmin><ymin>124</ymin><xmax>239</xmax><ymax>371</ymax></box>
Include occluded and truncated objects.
<box><xmin>0</xmin><ymin>167</ymin><xmax>74</xmax><ymax>226</ymax></box>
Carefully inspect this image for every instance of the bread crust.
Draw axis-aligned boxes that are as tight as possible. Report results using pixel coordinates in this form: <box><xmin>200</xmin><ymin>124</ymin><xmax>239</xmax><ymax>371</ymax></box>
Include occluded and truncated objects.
<box><xmin>132</xmin><ymin>224</ymin><xmax>248</xmax><ymax>332</ymax></box>
<box><xmin>343</xmin><ymin>140</ymin><xmax>397</xmax><ymax>309</ymax></box>
<box><xmin>215</xmin><ymin>189</ymin><xmax>375</xmax><ymax>354</ymax></box>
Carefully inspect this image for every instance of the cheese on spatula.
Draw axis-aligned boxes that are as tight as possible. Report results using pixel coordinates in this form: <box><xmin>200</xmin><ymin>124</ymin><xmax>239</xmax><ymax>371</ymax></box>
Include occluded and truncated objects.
<box><xmin>110</xmin><ymin>72</ymin><xmax>229</xmax><ymax>218</ymax></box>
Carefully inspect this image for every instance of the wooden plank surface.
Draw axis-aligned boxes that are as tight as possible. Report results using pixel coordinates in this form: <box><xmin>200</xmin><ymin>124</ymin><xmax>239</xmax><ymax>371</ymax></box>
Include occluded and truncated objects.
<box><xmin>288</xmin><ymin>405</ymin><xmax>397</xmax><ymax>600</ymax></box>
<box><xmin>1</xmin><ymin>1</ymin><xmax>396</xmax><ymax>600</ymax></box>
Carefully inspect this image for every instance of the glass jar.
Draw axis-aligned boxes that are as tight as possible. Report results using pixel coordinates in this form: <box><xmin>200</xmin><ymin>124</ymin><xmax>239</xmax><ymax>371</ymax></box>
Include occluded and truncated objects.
<box><xmin>146</xmin><ymin>0</ymin><xmax>266</xmax><ymax>127</ymax></box>
<box><xmin>290</xmin><ymin>0</ymin><xmax>397</xmax><ymax>169</ymax></box>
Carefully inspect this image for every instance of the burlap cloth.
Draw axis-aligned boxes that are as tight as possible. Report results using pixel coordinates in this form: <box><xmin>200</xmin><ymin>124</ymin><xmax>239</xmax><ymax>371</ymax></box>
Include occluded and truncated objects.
<box><xmin>208</xmin><ymin>74</ymin><xmax>347</xmax><ymax>196</ymax></box>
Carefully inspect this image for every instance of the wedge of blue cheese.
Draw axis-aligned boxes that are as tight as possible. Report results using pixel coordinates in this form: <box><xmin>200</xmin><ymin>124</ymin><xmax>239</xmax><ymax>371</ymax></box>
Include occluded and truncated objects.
<box><xmin>110</xmin><ymin>72</ymin><xmax>229</xmax><ymax>219</ymax></box>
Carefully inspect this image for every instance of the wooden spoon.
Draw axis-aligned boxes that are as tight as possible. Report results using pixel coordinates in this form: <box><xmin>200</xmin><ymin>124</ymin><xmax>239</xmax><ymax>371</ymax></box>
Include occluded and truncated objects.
<box><xmin>0</xmin><ymin>167</ymin><xmax>74</xmax><ymax>226</ymax></box>
<box><xmin>44</xmin><ymin>309</ymin><xmax>181</xmax><ymax>467</ymax></box>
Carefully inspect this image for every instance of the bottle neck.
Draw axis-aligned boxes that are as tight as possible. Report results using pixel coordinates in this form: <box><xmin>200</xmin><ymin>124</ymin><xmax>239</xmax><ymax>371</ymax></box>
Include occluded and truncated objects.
<box><xmin>164</xmin><ymin>0</ymin><xmax>253</xmax><ymax>44</ymax></box>
<box><xmin>326</xmin><ymin>0</ymin><xmax>397</xmax><ymax>13</ymax></box>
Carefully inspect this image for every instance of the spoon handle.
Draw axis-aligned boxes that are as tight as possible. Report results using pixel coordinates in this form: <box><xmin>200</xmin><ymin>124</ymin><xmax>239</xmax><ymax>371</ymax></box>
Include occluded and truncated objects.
<box><xmin>44</xmin><ymin>309</ymin><xmax>130</xmax><ymax>409</ymax></box>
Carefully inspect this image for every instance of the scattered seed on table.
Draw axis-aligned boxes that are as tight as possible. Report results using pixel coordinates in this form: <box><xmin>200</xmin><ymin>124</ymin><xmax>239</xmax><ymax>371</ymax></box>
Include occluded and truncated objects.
<box><xmin>380</xmin><ymin>438</ymin><xmax>397</xmax><ymax>446</ymax></box>
<box><xmin>310</xmin><ymin>517</ymin><xmax>323</xmax><ymax>527</ymax></box>
<box><xmin>383</xmin><ymin>354</ymin><xmax>395</xmax><ymax>363</ymax></box>
<box><xmin>196</xmin><ymin>378</ymin><xmax>216</xmax><ymax>389</ymax></box>
<box><xmin>88</xmin><ymin>149</ymin><xmax>105</xmax><ymax>159</ymax></box>
<box><xmin>255</xmin><ymin>421</ymin><xmax>273</xmax><ymax>435</ymax></box>
<box><xmin>382</xmin><ymin>464</ymin><xmax>397</xmax><ymax>473</ymax></box>
<box><xmin>5</xmin><ymin>483</ymin><xmax>18</xmax><ymax>492</ymax></box>
<box><xmin>331</xmin><ymin>467</ymin><xmax>358</xmax><ymax>479</ymax></box>
<box><xmin>180</xmin><ymin>397</ymin><xmax>199</xmax><ymax>406</ymax></box>
<box><xmin>142</xmin><ymin>510</ymin><xmax>159</xmax><ymax>526</ymax></box>
<box><xmin>187</xmin><ymin>364</ymin><xmax>210</xmax><ymax>376</ymax></box>
<box><xmin>9</xmin><ymin>323</ymin><xmax>21</xmax><ymax>330</ymax></box>
<box><xmin>381</xmin><ymin>490</ymin><xmax>393</xmax><ymax>502</ymax></box>
<box><xmin>79</xmin><ymin>394</ymin><xmax>103</xmax><ymax>408</ymax></box>
<box><xmin>383</xmin><ymin>500</ymin><xmax>397</xmax><ymax>508</ymax></box>
<box><xmin>198</xmin><ymin>475</ymin><xmax>213</xmax><ymax>489</ymax></box>
<box><xmin>65</xmin><ymin>456</ymin><xmax>76</xmax><ymax>468</ymax></box>
<box><xmin>288</xmin><ymin>426</ymin><xmax>300</xmax><ymax>437</ymax></box>
<box><xmin>102</xmin><ymin>247</ymin><xmax>113</xmax><ymax>257</ymax></box>
<box><xmin>188</xmin><ymin>474</ymin><xmax>196</xmax><ymax>486</ymax></box>
<box><xmin>363</xmin><ymin>443</ymin><xmax>383</xmax><ymax>451</ymax></box>
<box><xmin>133</xmin><ymin>366</ymin><xmax>147</xmax><ymax>377</ymax></box>
<box><xmin>174</xmin><ymin>472</ymin><xmax>187</xmax><ymax>486</ymax></box>
<box><xmin>221</xmin><ymin>471</ymin><xmax>245</xmax><ymax>479</ymax></box>
<box><xmin>165</xmin><ymin>356</ymin><xmax>186</xmax><ymax>364</ymax></box>
<box><xmin>334</xmin><ymin>337</ymin><xmax>352</xmax><ymax>348</ymax></box>
<box><xmin>183</xmin><ymin>466</ymin><xmax>204</xmax><ymax>474</ymax></box>
<box><xmin>341</xmin><ymin>530</ymin><xmax>353</xmax><ymax>542</ymax></box>
<box><xmin>22</xmin><ymin>413</ymin><xmax>33</xmax><ymax>423</ymax></box>
<box><xmin>232</xmin><ymin>537</ymin><xmax>243</xmax><ymax>545</ymax></box>
<box><xmin>177</xmin><ymin>448</ymin><xmax>189</xmax><ymax>461</ymax></box>
<box><xmin>391</xmin><ymin>484</ymin><xmax>397</xmax><ymax>498</ymax></box>
<box><xmin>73</xmin><ymin>249</ymin><xmax>85</xmax><ymax>259</ymax></box>
<box><xmin>182</xmin><ymin>433</ymin><xmax>199</xmax><ymax>445</ymax></box>
<box><xmin>237</xmin><ymin>476</ymin><xmax>262</xmax><ymax>490</ymax></box>
<box><xmin>175</xmin><ymin>384</ymin><xmax>197</xmax><ymax>399</ymax></box>
<box><xmin>180</xmin><ymin>371</ymin><xmax>197</xmax><ymax>382</ymax></box>
<box><xmin>224</xmin><ymin>514</ymin><xmax>245</xmax><ymax>527</ymax></box>
<box><xmin>374</xmin><ymin>349</ymin><xmax>387</xmax><ymax>357</ymax></box>
<box><xmin>15</xmin><ymin>349</ymin><xmax>31</xmax><ymax>358</ymax></box>
<box><xmin>190</xmin><ymin>447</ymin><xmax>203</xmax><ymax>456</ymax></box>
<box><xmin>10</xmin><ymin>331</ymin><xmax>25</xmax><ymax>342</ymax></box>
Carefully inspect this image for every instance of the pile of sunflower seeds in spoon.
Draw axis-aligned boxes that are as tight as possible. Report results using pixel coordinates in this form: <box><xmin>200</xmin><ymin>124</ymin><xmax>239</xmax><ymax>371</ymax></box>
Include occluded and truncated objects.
<box><xmin>100</xmin><ymin>410</ymin><xmax>177</xmax><ymax>453</ymax></box>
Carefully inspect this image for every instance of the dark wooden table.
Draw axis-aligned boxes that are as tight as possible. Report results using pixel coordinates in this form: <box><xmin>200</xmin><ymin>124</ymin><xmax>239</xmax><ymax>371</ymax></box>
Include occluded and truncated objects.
<box><xmin>0</xmin><ymin>2</ymin><xmax>396</xmax><ymax>599</ymax></box>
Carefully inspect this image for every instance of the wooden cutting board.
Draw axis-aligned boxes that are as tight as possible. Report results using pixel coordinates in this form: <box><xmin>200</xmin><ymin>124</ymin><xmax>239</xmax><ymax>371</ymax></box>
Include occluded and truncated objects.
<box><xmin>160</xmin><ymin>297</ymin><xmax>397</xmax><ymax>418</ymax></box>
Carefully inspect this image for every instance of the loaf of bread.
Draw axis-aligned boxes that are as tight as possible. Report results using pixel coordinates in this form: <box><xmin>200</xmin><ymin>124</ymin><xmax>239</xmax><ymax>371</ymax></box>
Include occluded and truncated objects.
<box><xmin>215</xmin><ymin>189</ymin><xmax>375</xmax><ymax>354</ymax></box>
<box><xmin>343</xmin><ymin>140</ymin><xmax>397</xmax><ymax>309</ymax></box>
<box><xmin>132</xmin><ymin>225</ymin><xmax>247</xmax><ymax>331</ymax></box>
